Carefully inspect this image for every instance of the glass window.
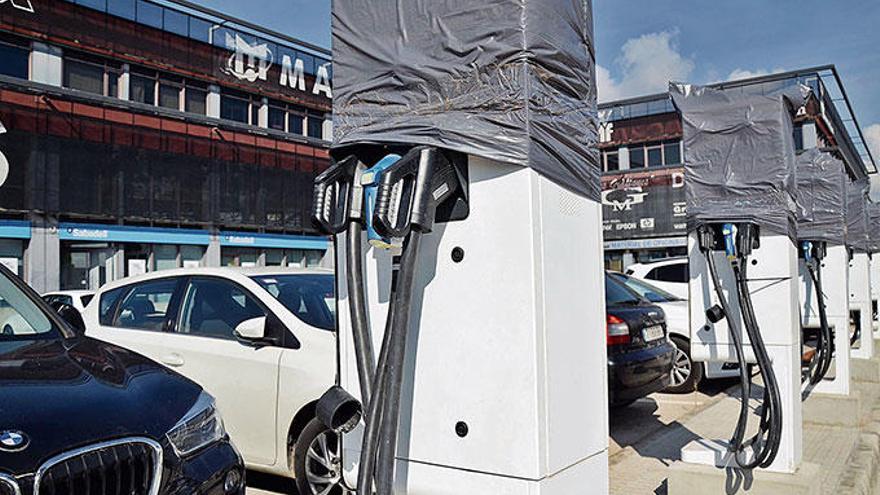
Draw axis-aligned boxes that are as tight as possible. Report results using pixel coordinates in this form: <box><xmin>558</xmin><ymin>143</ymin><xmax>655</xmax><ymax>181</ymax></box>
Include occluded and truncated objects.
<box><xmin>177</xmin><ymin>278</ymin><xmax>265</xmax><ymax>340</ymax></box>
<box><xmin>307</xmin><ymin>115</ymin><xmax>323</xmax><ymax>139</ymax></box>
<box><xmin>154</xmin><ymin>244</ymin><xmax>179</xmax><ymax>271</ymax></box>
<box><xmin>609</xmin><ymin>273</ymin><xmax>681</xmax><ymax>302</ymax></box>
<box><xmin>265</xmin><ymin>250</ymin><xmax>284</xmax><ymax>266</ymax></box>
<box><xmin>130</xmin><ymin>74</ymin><xmax>156</xmax><ymax>104</ymax></box>
<box><xmin>136</xmin><ymin>0</ymin><xmax>163</xmax><ymax>29</ymax></box>
<box><xmin>81</xmin><ymin>295</ymin><xmax>95</xmax><ymax>307</ymax></box>
<box><xmin>287</xmin><ymin>249</ymin><xmax>304</xmax><ymax>268</ymax></box>
<box><xmin>163</xmin><ymin>8</ymin><xmax>189</xmax><ymax>37</ymax></box>
<box><xmin>664</xmin><ymin>141</ymin><xmax>682</xmax><ymax>166</ymax></box>
<box><xmin>159</xmin><ymin>84</ymin><xmax>180</xmax><ymax>110</ymax></box>
<box><xmin>107</xmin><ymin>0</ymin><xmax>135</xmax><ymax>19</ymax></box>
<box><xmin>289</xmin><ymin>113</ymin><xmax>304</xmax><ymax>135</ymax></box>
<box><xmin>604</xmin><ymin>275</ymin><xmax>641</xmax><ymax>305</ymax></box>
<box><xmin>189</xmin><ymin>17</ymin><xmax>212</xmax><ymax>43</ymax></box>
<box><xmin>181</xmin><ymin>246</ymin><xmax>204</xmax><ymax>268</ymax></box>
<box><xmin>647</xmin><ymin>263</ymin><xmax>688</xmax><ymax>283</ymax></box>
<box><xmin>0</xmin><ymin>43</ymin><xmax>28</xmax><ymax>79</ymax></box>
<box><xmin>793</xmin><ymin>126</ymin><xmax>804</xmax><ymax>151</ymax></box>
<box><xmin>107</xmin><ymin>71</ymin><xmax>119</xmax><ymax>98</ymax></box>
<box><xmin>268</xmin><ymin>107</ymin><xmax>286</xmax><ymax>131</ymax></box>
<box><xmin>604</xmin><ymin>150</ymin><xmax>619</xmax><ymax>172</ymax></box>
<box><xmin>77</xmin><ymin>0</ymin><xmax>106</xmax><ymax>10</ymax></box>
<box><xmin>221</xmin><ymin>95</ymin><xmax>249</xmax><ymax>123</ymax></box>
<box><xmin>64</xmin><ymin>59</ymin><xmax>105</xmax><ymax>95</ymax></box>
<box><xmin>252</xmin><ymin>274</ymin><xmax>335</xmax><ymax>331</ymax></box>
<box><xmin>99</xmin><ymin>286</ymin><xmax>126</xmax><ymax>325</ymax></box>
<box><xmin>0</xmin><ymin>273</ymin><xmax>59</xmax><ymax>341</ymax></box>
<box><xmin>629</xmin><ymin>145</ymin><xmax>645</xmax><ymax>168</ymax></box>
<box><xmin>113</xmin><ymin>278</ymin><xmax>178</xmax><ymax>331</ymax></box>
<box><xmin>647</xmin><ymin>145</ymin><xmax>663</xmax><ymax>167</ymax></box>
<box><xmin>251</xmin><ymin>105</ymin><xmax>260</xmax><ymax>126</ymax></box>
<box><xmin>185</xmin><ymin>87</ymin><xmax>207</xmax><ymax>115</ymax></box>
<box><xmin>304</xmin><ymin>250</ymin><xmax>324</xmax><ymax>267</ymax></box>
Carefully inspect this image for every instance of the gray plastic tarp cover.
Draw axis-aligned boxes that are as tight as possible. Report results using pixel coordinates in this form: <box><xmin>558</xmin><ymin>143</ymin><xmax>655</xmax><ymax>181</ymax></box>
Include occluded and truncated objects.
<box><xmin>670</xmin><ymin>83</ymin><xmax>802</xmax><ymax>241</ymax></box>
<box><xmin>868</xmin><ymin>202</ymin><xmax>880</xmax><ymax>254</ymax></box>
<box><xmin>847</xmin><ymin>177</ymin><xmax>871</xmax><ymax>252</ymax></box>
<box><xmin>331</xmin><ymin>0</ymin><xmax>601</xmax><ymax>200</ymax></box>
<box><xmin>795</xmin><ymin>149</ymin><xmax>848</xmax><ymax>245</ymax></box>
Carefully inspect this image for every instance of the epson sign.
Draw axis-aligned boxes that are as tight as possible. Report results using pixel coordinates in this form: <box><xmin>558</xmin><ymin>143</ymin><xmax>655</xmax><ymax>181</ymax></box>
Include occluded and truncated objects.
<box><xmin>222</xmin><ymin>33</ymin><xmax>332</xmax><ymax>99</ymax></box>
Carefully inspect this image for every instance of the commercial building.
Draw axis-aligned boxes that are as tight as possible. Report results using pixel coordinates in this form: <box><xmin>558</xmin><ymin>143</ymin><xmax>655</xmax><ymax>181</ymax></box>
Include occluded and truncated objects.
<box><xmin>599</xmin><ymin>66</ymin><xmax>877</xmax><ymax>271</ymax></box>
<box><xmin>0</xmin><ymin>0</ymin><xmax>333</xmax><ymax>292</ymax></box>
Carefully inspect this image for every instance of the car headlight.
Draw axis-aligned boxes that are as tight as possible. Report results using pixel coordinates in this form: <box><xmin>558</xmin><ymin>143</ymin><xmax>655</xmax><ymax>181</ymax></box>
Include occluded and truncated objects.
<box><xmin>167</xmin><ymin>391</ymin><xmax>225</xmax><ymax>457</ymax></box>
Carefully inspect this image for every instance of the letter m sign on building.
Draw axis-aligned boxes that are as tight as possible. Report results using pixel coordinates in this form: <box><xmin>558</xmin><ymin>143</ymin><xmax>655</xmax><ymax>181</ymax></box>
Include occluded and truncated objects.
<box><xmin>0</xmin><ymin>0</ymin><xmax>35</xmax><ymax>13</ymax></box>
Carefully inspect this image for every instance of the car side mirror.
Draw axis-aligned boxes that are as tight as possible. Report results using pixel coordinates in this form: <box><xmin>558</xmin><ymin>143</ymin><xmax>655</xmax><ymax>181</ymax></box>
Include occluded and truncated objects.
<box><xmin>234</xmin><ymin>316</ymin><xmax>268</xmax><ymax>342</ymax></box>
<box><xmin>50</xmin><ymin>303</ymin><xmax>86</xmax><ymax>334</ymax></box>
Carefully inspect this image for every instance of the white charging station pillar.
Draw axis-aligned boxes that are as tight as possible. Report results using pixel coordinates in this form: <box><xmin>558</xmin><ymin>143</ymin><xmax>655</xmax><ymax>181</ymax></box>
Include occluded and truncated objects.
<box><xmin>807</xmin><ymin>245</ymin><xmax>851</xmax><ymax>395</ymax></box>
<box><xmin>850</xmin><ymin>252</ymin><xmax>874</xmax><ymax>359</ymax></box>
<box><xmin>337</xmin><ymin>158</ymin><xmax>609</xmax><ymax>494</ymax></box>
<box><xmin>687</xmin><ymin>234</ymin><xmax>803</xmax><ymax>473</ymax></box>
<box><xmin>871</xmin><ymin>255</ymin><xmax>880</xmax><ymax>336</ymax></box>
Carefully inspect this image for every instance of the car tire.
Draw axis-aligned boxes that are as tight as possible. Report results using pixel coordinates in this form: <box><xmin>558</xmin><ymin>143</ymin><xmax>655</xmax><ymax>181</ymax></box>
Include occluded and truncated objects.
<box><xmin>293</xmin><ymin>418</ymin><xmax>345</xmax><ymax>495</ymax></box>
<box><xmin>665</xmin><ymin>336</ymin><xmax>702</xmax><ymax>394</ymax></box>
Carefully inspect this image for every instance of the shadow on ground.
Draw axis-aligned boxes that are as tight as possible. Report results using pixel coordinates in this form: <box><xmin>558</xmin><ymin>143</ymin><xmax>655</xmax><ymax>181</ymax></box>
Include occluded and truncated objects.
<box><xmin>247</xmin><ymin>470</ymin><xmax>297</xmax><ymax>494</ymax></box>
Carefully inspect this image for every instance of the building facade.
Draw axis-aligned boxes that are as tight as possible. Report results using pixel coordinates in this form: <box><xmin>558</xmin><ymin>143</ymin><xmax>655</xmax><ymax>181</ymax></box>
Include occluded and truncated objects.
<box><xmin>0</xmin><ymin>0</ymin><xmax>334</xmax><ymax>292</ymax></box>
<box><xmin>599</xmin><ymin>67</ymin><xmax>877</xmax><ymax>271</ymax></box>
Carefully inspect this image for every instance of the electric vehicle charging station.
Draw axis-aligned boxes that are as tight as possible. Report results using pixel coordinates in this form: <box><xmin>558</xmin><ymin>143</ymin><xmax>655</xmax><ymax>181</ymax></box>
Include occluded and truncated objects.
<box><xmin>314</xmin><ymin>1</ymin><xmax>609</xmax><ymax>493</ymax></box>
<box><xmin>846</xmin><ymin>178</ymin><xmax>873</xmax><ymax>360</ymax></box>
<box><xmin>795</xmin><ymin>149</ymin><xmax>850</xmax><ymax>396</ymax></box>
<box><xmin>868</xmin><ymin>204</ymin><xmax>880</xmax><ymax>336</ymax></box>
<box><xmin>670</xmin><ymin>83</ymin><xmax>807</xmax><ymax>477</ymax></box>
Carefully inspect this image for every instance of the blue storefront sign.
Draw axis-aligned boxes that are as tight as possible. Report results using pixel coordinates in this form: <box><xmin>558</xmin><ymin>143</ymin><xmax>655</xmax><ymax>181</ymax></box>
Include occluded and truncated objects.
<box><xmin>0</xmin><ymin>220</ymin><xmax>32</xmax><ymax>240</ymax></box>
<box><xmin>59</xmin><ymin>223</ymin><xmax>212</xmax><ymax>246</ymax></box>
<box><xmin>220</xmin><ymin>232</ymin><xmax>328</xmax><ymax>250</ymax></box>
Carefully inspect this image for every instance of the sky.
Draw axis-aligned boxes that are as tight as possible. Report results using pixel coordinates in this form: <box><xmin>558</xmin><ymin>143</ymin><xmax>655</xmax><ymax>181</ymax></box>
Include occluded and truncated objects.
<box><xmin>192</xmin><ymin>0</ymin><xmax>880</xmax><ymax>169</ymax></box>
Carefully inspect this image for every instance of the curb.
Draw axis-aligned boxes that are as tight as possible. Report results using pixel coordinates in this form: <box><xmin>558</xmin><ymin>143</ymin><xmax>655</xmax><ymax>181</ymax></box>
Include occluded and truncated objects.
<box><xmin>836</xmin><ymin>409</ymin><xmax>880</xmax><ymax>495</ymax></box>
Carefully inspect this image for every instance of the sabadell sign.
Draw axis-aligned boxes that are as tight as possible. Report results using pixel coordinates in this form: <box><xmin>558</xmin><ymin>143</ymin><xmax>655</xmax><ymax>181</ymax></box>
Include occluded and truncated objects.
<box><xmin>222</xmin><ymin>33</ymin><xmax>332</xmax><ymax>99</ymax></box>
<box><xmin>0</xmin><ymin>0</ymin><xmax>35</xmax><ymax>13</ymax></box>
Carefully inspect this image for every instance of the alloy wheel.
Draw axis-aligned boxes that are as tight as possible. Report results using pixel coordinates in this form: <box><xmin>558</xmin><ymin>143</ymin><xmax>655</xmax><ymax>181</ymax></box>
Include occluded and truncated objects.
<box><xmin>670</xmin><ymin>343</ymin><xmax>692</xmax><ymax>388</ymax></box>
<box><xmin>305</xmin><ymin>429</ymin><xmax>344</xmax><ymax>495</ymax></box>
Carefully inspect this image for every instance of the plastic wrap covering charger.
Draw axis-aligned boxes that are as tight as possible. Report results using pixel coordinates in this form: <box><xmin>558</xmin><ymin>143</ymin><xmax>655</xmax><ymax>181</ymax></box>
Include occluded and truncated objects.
<box><xmin>868</xmin><ymin>202</ymin><xmax>880</xmax><ymax>254</ymax></box>
<box><xmin>795</xmin><ymin>149</ymin><xmax>848</xmax><ymax>245</ymax></box>
<box><xmin>670</xmin><ymin>83</ymin><xmax>806</xmax><ymax>241</ymax></box>
<box><xmin>846</xmin><ymin>177</ymin><xmax>871</xmax><ymax>252</ymax></box>
<box><xmin>331</xmin><ymin>0</ymin><xmax>600</xmax><ymax>200</ymax></box>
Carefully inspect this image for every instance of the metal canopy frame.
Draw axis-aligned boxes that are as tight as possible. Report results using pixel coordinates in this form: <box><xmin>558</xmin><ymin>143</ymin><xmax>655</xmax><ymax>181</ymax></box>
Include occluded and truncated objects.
<box><xmin>599</xmin><ymin>65</ymin><xmax>877</xmax><ymax>178</ymax></box>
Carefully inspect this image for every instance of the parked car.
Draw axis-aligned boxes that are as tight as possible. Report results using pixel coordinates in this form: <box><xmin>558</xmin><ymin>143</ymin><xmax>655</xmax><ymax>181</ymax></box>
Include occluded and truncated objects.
<box><xmin>0</xmin><ymin>264</ymin><xmax>244</xmax><ymax>495</ymax></box>
<box><xmin>625</xmin><ymin>257</ymin><xmax>689</xmax><ymax>299</ymax></box>
<box><xmin>605</xmin><ymin>273</ymin><xmax>675</xmax><ymax>407</ymax></box>
<box><xmin>82</xmin><ymin>267</ymin><xmax>340</xmax><ymax>495</ymax></box>
<box><xmin>42</xmin><ymin>289</ymin><xmax>95</xmax><ymax>313</ymax></box>
<box><xmin>608</xmin><ymin>271</ymin><xmax>740</xmax><ymax>393</ymax></box>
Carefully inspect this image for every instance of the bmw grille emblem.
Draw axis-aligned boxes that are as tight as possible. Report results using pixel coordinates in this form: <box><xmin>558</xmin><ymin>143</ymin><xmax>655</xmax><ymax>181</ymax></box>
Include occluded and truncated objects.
<box><xmin>0</xmin><ymin>430</ymin><xmax>28</xmax><ymax>452</ymax></box>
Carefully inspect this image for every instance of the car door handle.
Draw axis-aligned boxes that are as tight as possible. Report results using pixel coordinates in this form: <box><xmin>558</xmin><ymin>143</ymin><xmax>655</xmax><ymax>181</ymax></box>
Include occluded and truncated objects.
<box><xmin>160</xmin><ymin>353</ymin><xmax>185</xmax><ymax>368</ymax></box>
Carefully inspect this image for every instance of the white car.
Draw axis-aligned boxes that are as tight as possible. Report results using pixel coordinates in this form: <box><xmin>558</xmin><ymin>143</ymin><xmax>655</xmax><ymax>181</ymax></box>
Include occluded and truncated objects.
<box><xmin>608</xmin><ymin>271</ymin><xmax>740</xmax><ymax>393</ymax></box>
<box><xmin>42</xmin><ymin>290</ymin><xmax>95</xmax><ymax>313</ymax></box>
<box><xmin>625</xmin><ymin>258</ymin><xmax>689</xmax><ymax>300</ymax></box>
<box><xmin>82</xmin><ymin>267</ymin><xmax>340</xmax><ymax>494</ymax></box>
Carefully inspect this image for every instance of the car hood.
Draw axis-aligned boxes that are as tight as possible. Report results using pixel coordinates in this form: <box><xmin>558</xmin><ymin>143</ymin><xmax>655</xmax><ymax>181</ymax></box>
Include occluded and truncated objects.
<box><xmin>0</xmin><ymin>337</ymin><xmax>202</xmax><ymax>474</ymax></box>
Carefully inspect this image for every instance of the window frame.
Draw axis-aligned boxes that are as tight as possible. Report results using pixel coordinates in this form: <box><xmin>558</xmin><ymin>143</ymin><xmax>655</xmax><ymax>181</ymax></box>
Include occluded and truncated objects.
<box><xmin>172</xmin><ymin>275</ymin><xmax>272</xmax><ymax>341</ymax></box>
<box><xmin>106</xmin><ymin>277</ymin><xmax>186</xmax><ymax>332</ymax></box>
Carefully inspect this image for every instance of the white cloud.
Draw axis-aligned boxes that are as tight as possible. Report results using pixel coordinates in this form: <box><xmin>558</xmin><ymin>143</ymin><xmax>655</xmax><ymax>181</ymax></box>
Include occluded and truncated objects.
<box><xmin>726</xmin><ymin>67</ymin><xmax>786</xmax><ymax>82</ymax></box>
<box><xmin>866</xmin><ymin>124</ymin><xmax>880</xmax><ymax>200</ymax></box>
<box><xmin>597</xmin><ymin>30</ymin><xmax>695</xmax><ymax>103</ymax></box>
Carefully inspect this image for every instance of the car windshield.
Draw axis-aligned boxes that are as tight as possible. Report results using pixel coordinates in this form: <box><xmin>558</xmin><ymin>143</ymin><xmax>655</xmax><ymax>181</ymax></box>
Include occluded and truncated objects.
<box><xmin>605</xmin><ymin>274</ymin><xmax>642</xmax><ymax>305</ymax></box>
<box><xmin>611</xmin><ymin>273</ymin><xmax>682</xmax><ymax>302</ymax></box>
<box><xmin>251</xmin><ymin>274</ymin><xmax>336</xmax><ymax>331</ymax></box>
<box><xmin>0</xmin><ymin>271</ymin><xmax>61</xmax><ymax>341</ymax></box>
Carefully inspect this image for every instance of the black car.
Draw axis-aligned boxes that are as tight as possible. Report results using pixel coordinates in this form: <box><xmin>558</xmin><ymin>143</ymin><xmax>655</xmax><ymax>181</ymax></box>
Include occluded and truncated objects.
<box><xmin>605</xmin><ymin>273</ymin><xmax>675</xmax><ymax>407</ymax></box>
<box><xmin>0</xmin><ymin>265</ymin><xmax>245</xmax><ymax>495</ymax></box>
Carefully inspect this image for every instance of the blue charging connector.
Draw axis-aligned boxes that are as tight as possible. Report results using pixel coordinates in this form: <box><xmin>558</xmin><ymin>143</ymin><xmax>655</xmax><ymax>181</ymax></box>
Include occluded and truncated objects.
<box><xmin>722</xmin><ymin>223</ymin><xmax>738</xmax><ymax>260</ymax></box>
<box><xmin>361</xmin><ymin>154</ymin><xmax>402</xmax><ymax>249</ymax></box>
<box><xmin>801</xmin><ymin>241</ymin><xmax>814</xmax><ymax>263</ymax></box>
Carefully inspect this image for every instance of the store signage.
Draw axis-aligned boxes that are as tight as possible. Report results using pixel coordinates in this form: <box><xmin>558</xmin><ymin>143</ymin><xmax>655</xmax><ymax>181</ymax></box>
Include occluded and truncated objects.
<box><xmin>602</xmin><ymin>168</ymin><xmax>687</xmax><ymax>242</ymax></box>
<box><xmin>66</xmin><ymin>227</ymin><xmax>110</xmax><ymax>240</ymax></box>
<box><xmin>224</xmin><ymin>234</ymin><xmax>256</xmax><ymax>246</ymax></box>
<box><xmin>222</xmin><ymin>33</ymin><xmax>332</xmax><ymax>99</ymax></box>
<box><xmin>0</xmin><ymin>0</ymin><xmax>35</xmax><ymax>13</ymax></box>
<box><xmin>0</xmin><ymin>120</ymin><xmax>8</xmax><ymax>189</ymax></box>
